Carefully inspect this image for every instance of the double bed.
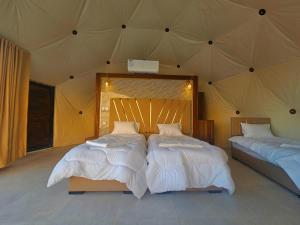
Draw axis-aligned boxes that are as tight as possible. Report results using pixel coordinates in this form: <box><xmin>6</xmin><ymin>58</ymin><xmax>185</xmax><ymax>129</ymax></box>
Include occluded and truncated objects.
<box><xmin>47</xmin><ymin>98</ymin><xmax>235</xmax><ymax>198</ymax></box>
<box><xmin>229</xmin><ymin>117</ymin><xmax>300</xmax><ymax>197</ymax></box>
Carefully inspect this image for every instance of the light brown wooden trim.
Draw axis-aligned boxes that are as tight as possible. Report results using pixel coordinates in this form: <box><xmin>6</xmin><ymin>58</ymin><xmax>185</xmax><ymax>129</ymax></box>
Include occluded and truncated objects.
<box><xmin>96</xmin><ymin>72</ymin><xmax>196</xmax><ymax>80</ymax></box>
<box><xmin>69</xmin><ymin>177</ymin><xmax>129</xmax><ymax>192</ymax></box>
<box><xmin>95</xmin><ymin>75</ymin><xmax>101</xmax><ymax>137</ymax></box>
<box><xmin>68</xmin><ymin>176</ymin><xmax>223</xmax><ymax>193</ymax></box>
<box><xmin>95</xmin><ymin>73</ymin><xmax>198</xmax><ymax>136</ymax></box>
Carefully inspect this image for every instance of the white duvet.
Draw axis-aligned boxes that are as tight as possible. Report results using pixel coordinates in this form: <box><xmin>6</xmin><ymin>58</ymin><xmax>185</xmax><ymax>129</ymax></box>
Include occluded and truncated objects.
<box><xmin>146</xmin><ymin>135</ymin><xmax>235</xmax><ymax>194</ymax></box>
<box><xmin>47</xmin><ymin>134</ymin><xmax>148</xmax><ymax>199</ymax></box>
<box><xmin>229</xmin><ymin>136</ymin><xmax>300</xmax><ymax>190</ymax></box>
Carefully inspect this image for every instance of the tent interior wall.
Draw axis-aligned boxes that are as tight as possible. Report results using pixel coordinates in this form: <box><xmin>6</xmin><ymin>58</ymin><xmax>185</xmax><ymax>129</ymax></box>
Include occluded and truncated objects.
<box><xmin>53</xmin><ymin>64</ymin><xmax>300</xmax><ymax>148</ymax></box>
<box><xmin>1</xmin><ymin>0</ymin><xmax>300</xmax><ymax>148</ymax></box>
<box><xmin>2</xmin><ymin>1</ymin><xmax>300</xmax><ymax>224</ymax></box>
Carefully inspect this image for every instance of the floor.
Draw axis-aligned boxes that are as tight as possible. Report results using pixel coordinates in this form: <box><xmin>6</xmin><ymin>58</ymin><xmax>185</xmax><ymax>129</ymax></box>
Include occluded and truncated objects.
<box><xmin>0</xmin><ymin>147</ymin><xmax>300</xmax><ymax>225</ymax></box>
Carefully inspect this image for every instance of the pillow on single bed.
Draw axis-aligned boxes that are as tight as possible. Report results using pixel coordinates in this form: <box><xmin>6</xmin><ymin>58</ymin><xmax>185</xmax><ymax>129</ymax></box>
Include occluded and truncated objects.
<box><xmin>157</xmin><ymin>123</ymin><xmax>183</xmax><ymax>136</ymax></box>
<box><xmin>112</xmin><ymin>121</ymin><xmax>138</xmax><ymax>134</ymax></box>
<box><xmin>241</xmin><ymin>123</ymin><xmax>274</xmax><ymax>138</ymax></box>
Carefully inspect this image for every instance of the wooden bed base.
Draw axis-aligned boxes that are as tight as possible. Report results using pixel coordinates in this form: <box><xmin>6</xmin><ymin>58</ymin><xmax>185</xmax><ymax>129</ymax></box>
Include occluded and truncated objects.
<box><xmin>231</xmin><ymin>145</ymin><xmax>300</xmax><ymax>197</ymax></box>
<box><xmin>68</xmin><ymin>177</ymin><xmax>129</xmax><ymax>193</ymax></box>
<box><xmin>68</xmin><ymin>176</ymin><xmax>224</xmax><ymax>194</ymax></box>
<box><xmin>231</xmin><ymin>117</ymin><xmax>300</xmax><ymax>197</ymax></box>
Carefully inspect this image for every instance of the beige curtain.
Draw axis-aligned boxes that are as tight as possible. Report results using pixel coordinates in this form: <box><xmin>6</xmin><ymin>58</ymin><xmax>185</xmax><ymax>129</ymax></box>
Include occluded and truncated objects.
<box><xmin>0</xmin><ymin>38</ymin><xmax>30</xmax><ymax>168</ymax></box>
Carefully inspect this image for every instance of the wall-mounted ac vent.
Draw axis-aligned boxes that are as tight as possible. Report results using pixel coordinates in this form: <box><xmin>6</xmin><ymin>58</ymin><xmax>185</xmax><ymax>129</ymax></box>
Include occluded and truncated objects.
<box><xmin>128</xmin><ymin>59</ymin><xmax>159</xmax><ymax>74</ymax></box>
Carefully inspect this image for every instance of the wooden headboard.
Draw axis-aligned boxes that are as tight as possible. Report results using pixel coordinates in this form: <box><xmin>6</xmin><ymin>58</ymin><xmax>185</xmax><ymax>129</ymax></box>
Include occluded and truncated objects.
<box><xmin>231</xmin><ymin>117</ymin><xmax>271</xmax><ymax>136</ymax></box>
<box><xmin>109</xmin><ymin>98</ymin><xmax>191</xmax><ymax>135</ymax></box>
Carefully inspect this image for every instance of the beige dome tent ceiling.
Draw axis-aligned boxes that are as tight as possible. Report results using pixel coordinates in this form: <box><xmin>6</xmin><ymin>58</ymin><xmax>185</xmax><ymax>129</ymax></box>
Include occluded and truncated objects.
<box><xmin>1</xmin><ymin>0</ymin><xmax>300</xmax><ymax>84</ymax></box>
<box><xmin>1</xmin><ymin>0</ymin><xmax>299</xmax><ymax>147</ymax></box>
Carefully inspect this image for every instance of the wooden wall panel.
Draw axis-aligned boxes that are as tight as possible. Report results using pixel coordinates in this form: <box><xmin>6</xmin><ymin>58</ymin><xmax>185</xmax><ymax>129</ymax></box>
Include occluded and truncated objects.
<box><xmin>109</xmin><ymin>98</ymin><xmax>192</xmax><ymax>135</ymax></box>
<box><xmin>196</xmin><ymin>120</ymin><xmax>214</xmax><ymax>144</ymax></box>
<box><xmin>95</xmin><ymin>73</ymin><xmax>198</xmax><ymax>137</ymax></box>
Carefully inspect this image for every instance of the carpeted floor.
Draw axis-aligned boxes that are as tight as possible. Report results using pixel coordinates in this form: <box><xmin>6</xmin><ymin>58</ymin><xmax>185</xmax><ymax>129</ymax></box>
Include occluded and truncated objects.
<box><xmin>0</xmin><ymin>146</ymin><xmax>299</xmax><ymax>225</ymax></box>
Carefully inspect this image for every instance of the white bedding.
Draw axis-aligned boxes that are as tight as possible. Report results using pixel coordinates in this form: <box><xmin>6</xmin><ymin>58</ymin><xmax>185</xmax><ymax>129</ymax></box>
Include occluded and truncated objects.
<box><xmin>47</xmin><ymin>134</ymin><xmax>148</xmax><ymax>199</ymax></box>
<box><xmin>229</xmin><ymin>136</ymin><xmax>300</xmax><ymax>190</ymax></box>
<box><xmin>146</xmin><ymin>134</ymin><xmax>235</xmax><ymax>194</ymax></box>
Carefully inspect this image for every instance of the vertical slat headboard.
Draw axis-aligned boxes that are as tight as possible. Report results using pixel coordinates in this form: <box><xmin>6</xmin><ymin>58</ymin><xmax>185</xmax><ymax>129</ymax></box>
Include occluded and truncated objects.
<box><xmin>231</xmin><ymin>117</ymin><xmax>271</xmax><ymax>136</ymax></box>
<box><xmin>109</xmin><ymin>98</ymin><xmax>192</xmax><ymax>135</ymax></box>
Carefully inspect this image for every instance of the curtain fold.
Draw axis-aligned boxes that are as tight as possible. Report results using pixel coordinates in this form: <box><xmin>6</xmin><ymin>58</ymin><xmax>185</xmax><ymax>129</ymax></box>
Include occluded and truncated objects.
<box><xmin>0</xmin><ymin>38</ymin><xmax>30</xmax><ymax>168</ymax></box>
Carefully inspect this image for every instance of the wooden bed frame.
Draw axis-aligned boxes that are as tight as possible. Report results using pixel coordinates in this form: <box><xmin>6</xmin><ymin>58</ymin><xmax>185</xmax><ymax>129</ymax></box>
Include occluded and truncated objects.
<box><xmin>69</xmin><ymin>177</ymin><xmax>224</xmax><ymax>194</ymax></box>
<box><xmin>231</xmin><ymin>117</ymin><xmax>300</xmax><ymax>197</ymax></box>
<box><xmin>68</xmin><ymin>73</ymin><xmax>223</xmax><ymax>195</ymax></box>
<box><xmin>69</xmin><ymin>177</ymin><xmax>129</xmax><ymax>194</ymax></box>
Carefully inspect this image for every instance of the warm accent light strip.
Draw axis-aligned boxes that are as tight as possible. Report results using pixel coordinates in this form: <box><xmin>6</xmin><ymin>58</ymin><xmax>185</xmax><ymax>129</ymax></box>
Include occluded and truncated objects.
<box><xmin>128</xmin><ymin>100</ymin><xmax>137</xmax><ymax>123</ymax></box>
<box><xmin>150</xmin><ymin>99</ymin><xmax>152</xmax><ymax>130</ymax></box>
<box><xmin>164</xmin><ymin>100</ymin><xmax>173</xmax><ymax>123</ymax></box>
<box><xmin>112</xmin><ymin>99</ymin><xmax>120</xmax><ymax>121</ymax></box>
<box><xmin>135</xmin><ymin>99</ymin><xmax>145</xmax><ymax>128</ymax></box>
<box><xmin>120</xmin><ymin>99</ymin><xmax>128</xmax><ymax>121</ymax></box>
<box><xmin>172</xmin><ymin>103</ymin><xmax>180</xmax><ymax>123</ymax></box>
<box><xmin>179</xmin><ymin>101</ymin><xmax>187</xmax><ymax>123</ymax></box>
<box><xmin>156</xmin><ymin>99</ymin><xmax>167</xmax><ymax>124</ymax></box>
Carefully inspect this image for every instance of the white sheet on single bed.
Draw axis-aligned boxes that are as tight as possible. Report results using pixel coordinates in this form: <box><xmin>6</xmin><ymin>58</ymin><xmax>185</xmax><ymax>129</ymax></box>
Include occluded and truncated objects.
<box><xmin>47</xmin><ymin>134</ymin><xmax>147</xmax><ymax>199</ymax></box>
<box><xmin>146</xmin><ymin>134</ymin><xmax>235</xmax><ymax>194</ymax></box>
<box><xmin>229</xmin><ymin>136</ymin><xmax>300</xmax><ymax>190</ymax></box>
<box><xmin>231</xmin><ymin>143</ymin><xmax>265</xmax><ymax>160</ymax></box>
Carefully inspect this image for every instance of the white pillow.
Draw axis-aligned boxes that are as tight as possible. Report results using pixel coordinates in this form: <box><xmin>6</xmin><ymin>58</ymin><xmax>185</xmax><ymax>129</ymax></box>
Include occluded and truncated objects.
<box><xmin>241</xmin><ymin>123</ymin><xmax>274</xmax><ymax>138</ymax></box>
<box><xmin>157</xmin><ymin>123</ymin><xmax>183</xmax><ymax>136</ymax></box>
<box><xmin>111</xmin><ymin>121</ymin><xmax>138</xmax><ymax>134</ymax></box>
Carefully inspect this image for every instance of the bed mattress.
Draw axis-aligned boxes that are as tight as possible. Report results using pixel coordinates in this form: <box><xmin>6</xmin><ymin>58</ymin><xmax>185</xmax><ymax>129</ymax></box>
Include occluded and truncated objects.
<box><xmin>231</xmin><ymin>142</ymin><xmax>265</xmax><ymax>161</ymax></box>
<box><xmin>229</xmin><ymin>136</ymin><xmax>300</xmax><ymax>190</ymax></box>
<box><xmin>47</xmin><ymin>134</ymin><xmax>148</xmax><ymax>199</ymax></box>
<box><xmin>146</xmin><ymin>134</ymin><xmax>235</xmax><ymax>194</ymax></box>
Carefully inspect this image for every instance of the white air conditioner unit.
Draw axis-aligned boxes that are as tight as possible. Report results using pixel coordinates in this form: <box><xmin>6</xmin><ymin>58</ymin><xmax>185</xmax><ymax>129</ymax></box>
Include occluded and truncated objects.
<box><xmin>128</xmin><ymin>59</ymin><xmax>159</xmax><ymax>74</ymax></box>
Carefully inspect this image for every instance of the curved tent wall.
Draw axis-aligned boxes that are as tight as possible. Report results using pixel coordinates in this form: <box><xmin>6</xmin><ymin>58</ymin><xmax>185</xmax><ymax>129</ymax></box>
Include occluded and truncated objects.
<box><xmin>0</xmin><ymin>0</ymin><xmax>299</xmax><ymax>147</ymax></box>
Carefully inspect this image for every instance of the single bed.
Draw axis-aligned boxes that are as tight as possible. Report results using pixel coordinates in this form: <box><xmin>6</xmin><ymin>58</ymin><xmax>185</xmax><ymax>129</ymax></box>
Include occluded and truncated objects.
<box><xmin>229</xmin><ymin>117</ymin><xmax>300</xmax><ymax>197</ymax></box>
<box><xmin>47</xmin><ymin>133</ymin><xmax>148</xmax><ymax>199</ymax></box>
<box><xmin>48</xmin><ymin>97</ymin><xmax>192</xmax><ymax>198</ymax></box>
<box><xmin>146</xmin><ymin>134</ymin><xmax>235</xmax><ymax>194</ymax></box>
